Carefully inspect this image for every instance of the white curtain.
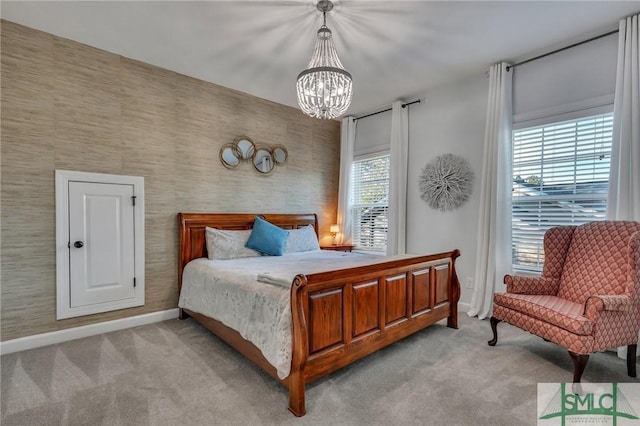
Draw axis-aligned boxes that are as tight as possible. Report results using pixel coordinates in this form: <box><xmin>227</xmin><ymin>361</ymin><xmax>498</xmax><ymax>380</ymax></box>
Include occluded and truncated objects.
<box><xmin>337</xmin><ymin>116</ymin><xmax>356</xmax><ymax>244</ymax></box>
<box><xmin>468</xmin><ymin>62</ymin><xmax>513</xmax><ymax>319</ymax></box>
<box><xmin>607</xmin><ymin>14</ymin><xmax>640</xmax><ymax>222</ymax></box>
<box><xmin>387</xmin><ymin>101</ymin><xmax>409</xmax><ymax>256</ymax></box>
<box><xmin>607</xmin><ymin>14</ymin><xmax>640</xmax><ymax>358</ymax></box>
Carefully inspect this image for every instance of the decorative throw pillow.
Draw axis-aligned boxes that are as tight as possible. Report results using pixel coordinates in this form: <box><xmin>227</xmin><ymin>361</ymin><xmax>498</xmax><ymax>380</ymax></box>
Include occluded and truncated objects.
<box><xmin>246</xmin><ymin>216</ymin><xmax>289</xmax><ymax>256</ymax></box>
<box><xmin>284</xmin><ymin>225</ymin><xmax>320</xmax><ymax>253</ymax></box>
<box><xmin>205</xmin><ymin>227</ymin><xmax>261</xmax><ymax>260</ymax></box>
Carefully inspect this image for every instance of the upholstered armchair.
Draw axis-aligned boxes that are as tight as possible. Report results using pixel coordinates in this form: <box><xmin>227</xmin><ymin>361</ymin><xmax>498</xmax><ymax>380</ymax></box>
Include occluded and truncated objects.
<box><xmin>489</xmin><ymin>221</ymin><xmax>640</xmax><ymax>382</ymax></box>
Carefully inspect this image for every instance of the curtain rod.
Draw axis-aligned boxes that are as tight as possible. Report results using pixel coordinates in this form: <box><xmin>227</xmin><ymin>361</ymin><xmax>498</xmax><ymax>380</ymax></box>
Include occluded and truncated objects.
<box><xmin>354</xmin><ymin>99</ymin><xmax>422</xmax><ymax>121</ymax></box>
<box><xmin>506</xmin><ymin>28</ymin><xmax>619</xmax><ymax>72</ymax></box>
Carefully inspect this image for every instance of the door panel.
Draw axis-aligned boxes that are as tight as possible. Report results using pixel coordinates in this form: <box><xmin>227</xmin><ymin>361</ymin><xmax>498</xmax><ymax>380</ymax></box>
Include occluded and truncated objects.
<box><xmin>69</xmin><ymin>181</ymin><xmax>135</xmax><ymax>307</ymax></box>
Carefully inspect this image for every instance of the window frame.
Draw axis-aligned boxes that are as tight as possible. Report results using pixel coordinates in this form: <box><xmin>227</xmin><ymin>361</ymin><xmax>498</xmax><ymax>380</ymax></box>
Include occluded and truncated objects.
<box><xmin>350</xmin><ymin>150</ymin><xmax>390</xmax><ymax>254</ymax></box>
<box><xmin>511</xmin><ymin>108</ymin><xmax>614</xmax><ymax>273</ymax></box>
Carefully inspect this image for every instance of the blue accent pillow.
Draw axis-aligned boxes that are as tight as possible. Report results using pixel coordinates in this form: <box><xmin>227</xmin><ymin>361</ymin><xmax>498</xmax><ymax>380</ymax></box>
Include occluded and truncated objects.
<box><xmin>246</xmin><ymin>216</ymin><xmax>290</xmax><ymax>256</ymax></box>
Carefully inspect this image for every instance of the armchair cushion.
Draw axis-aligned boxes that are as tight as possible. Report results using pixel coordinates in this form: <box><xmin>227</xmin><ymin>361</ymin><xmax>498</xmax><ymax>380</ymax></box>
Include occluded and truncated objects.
<box><xmin>494</xmin><ymin>293</ymin><xmax>593</xmax><ymax>335</ymax></box>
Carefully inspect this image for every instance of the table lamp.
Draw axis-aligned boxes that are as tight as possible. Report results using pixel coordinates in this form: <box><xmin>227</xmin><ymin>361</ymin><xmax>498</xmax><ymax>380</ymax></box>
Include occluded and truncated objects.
<box><xmin>330</xmin><ymin>224</ymin><xmax>339</xmax><ymax>245</ymax></box>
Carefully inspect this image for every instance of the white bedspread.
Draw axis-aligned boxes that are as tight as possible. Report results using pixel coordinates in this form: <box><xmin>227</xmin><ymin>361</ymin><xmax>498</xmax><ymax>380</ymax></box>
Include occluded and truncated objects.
<box><xmin>178</xmin><ymin>250</ymin><xmax>406</xmax><ymax>379</ymax></box>
<box><xmin>255</xmin><ymin>251</ymin><xmax>414</xmax><ymax>288</ymax></box>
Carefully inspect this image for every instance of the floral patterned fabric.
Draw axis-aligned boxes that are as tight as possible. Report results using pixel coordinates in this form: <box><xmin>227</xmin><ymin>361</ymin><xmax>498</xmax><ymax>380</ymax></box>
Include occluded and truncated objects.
<box><xmin>205</xmin><ymin>227</ymin><xmax>262</xmax><ymax>260</ymax></box>
<box><xmin>284</xmin><ymin>225</ymin><xmax>321</xmax><ymax>253</ymax></box>
<box><xmin>493</xmin><ymin>221</ymin><xmax>640</xmax><ymax>355</ymax></box>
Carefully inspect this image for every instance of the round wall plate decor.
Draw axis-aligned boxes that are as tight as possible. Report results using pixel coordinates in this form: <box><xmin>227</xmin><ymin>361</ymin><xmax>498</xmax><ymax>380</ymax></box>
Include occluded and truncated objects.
<box><xmin>419</xmin><ymin>153</ymin><xmax>474</xmax><ymax>212</ymax></box>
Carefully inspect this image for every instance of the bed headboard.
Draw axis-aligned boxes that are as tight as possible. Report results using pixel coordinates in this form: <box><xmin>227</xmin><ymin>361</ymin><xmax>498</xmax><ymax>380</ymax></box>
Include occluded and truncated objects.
<box><xmin>177</xmin><ymin>213</ymin><xmax>318</xmax><ymax>291</ymax></box>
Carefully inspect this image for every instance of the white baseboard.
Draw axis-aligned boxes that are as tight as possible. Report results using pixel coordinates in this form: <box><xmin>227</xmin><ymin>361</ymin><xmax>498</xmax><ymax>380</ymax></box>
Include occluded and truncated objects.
<box><xmin>458</xmin><ymin>302</ymin><xmax>471</xmax><ymax>313</ymax></box>
<box><xmin>0</xmin><ymin>308</ymin><xmax>180</xmax><ymax>355</ymax></box>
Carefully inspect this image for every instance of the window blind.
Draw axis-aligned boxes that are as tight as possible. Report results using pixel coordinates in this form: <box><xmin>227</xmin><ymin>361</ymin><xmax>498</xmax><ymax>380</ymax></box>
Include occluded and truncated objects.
<box><xmin>512</xmin><ymin>112</ymin><xmax>613</xmax><ymax>271</ymax></box>
<box><xmin>351</xmin><ymin>154</ymin><xmax>390</xmax><ymax>252</ymax></box>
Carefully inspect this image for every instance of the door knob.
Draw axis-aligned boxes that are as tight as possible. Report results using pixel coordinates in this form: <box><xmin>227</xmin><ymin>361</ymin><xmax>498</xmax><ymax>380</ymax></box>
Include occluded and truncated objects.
<box><xmin>73</xmin><ymin>241</ymin><xmax>84</xmax><ymax>248</ymax></box>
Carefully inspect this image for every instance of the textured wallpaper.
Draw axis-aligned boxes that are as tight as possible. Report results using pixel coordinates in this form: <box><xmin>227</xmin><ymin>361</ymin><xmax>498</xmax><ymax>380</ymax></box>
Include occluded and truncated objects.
<box><xmin>0</xmin><ymin>20</ymin><xmax>340</xmax><ymax>341</ymax></box>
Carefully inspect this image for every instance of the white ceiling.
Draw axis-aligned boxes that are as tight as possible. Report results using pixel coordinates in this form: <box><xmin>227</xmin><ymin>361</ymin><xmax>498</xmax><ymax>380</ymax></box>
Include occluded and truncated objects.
<box><xmin>2</xmin><ymin>1</ymin><xmax>639</xmax><ymax>117</ymax></box>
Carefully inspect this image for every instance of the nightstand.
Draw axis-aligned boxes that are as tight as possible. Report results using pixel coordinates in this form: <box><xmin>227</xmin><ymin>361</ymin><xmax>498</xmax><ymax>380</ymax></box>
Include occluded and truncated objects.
<box><xmin>321</xmin><ymin>244</ymin><xmax>354</xmax><ymax>252</ymax></box>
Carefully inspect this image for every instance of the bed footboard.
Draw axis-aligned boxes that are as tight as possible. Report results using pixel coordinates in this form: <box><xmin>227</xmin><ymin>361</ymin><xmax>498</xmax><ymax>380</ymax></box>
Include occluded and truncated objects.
<box><xmin>288</xmin><ymin>250</ymin><xmax>461</xmax><ymax>416</ymax></box>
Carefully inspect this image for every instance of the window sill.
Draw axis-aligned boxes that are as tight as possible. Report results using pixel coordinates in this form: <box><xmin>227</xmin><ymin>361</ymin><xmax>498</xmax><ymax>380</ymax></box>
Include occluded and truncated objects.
<box><xmin>511</xmin><ymin>266</ymin><xmax>542</xmax><ymax>277</ymax></box>
<box><xmin>353</xmin><ymin>249</ymin><xmax>386</xmax><ymax>256</ymax></box>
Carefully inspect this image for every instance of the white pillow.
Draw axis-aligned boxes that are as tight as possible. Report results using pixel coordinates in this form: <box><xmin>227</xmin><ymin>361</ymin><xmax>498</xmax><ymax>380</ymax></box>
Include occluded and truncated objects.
<box><xmin>205</xmin><ymin>227</ymin><xmax>261</xmax><ymax>260</ymax></box>
<box><xmin>284</xmin><ymin>225</ymin><xmax>320</xmax><ymax>253</ymax></box>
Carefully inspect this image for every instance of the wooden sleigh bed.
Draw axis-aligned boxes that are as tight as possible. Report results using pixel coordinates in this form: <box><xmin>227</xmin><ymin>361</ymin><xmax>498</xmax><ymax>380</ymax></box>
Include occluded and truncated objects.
<box><xmin>178</xmin><ymin>212</ymin><xmax>461</xmax><ymax>416</ymax></box>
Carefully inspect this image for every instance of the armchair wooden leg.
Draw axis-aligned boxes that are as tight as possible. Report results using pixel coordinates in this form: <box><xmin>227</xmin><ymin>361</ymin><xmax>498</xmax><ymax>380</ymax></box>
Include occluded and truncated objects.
<box><xmin>488</xmin><ymin>317</ymin><xmax>501</xmax><ymax>346</ymax></box>
<box><xmin>568</xmin><ymin>351</ymin><xmax>589</xmax><ymax>383</ymax></box>
<box><xmin>628</xmin><ymin>344</ymin><xmax>637</xmax><ymax>378</ymax></box>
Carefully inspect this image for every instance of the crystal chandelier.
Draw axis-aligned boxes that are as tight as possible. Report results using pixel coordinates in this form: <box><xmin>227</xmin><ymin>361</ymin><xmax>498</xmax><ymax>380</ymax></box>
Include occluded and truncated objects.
<box><xmin>296</xmin><ymin>0</ymin><xmax>352</xmax><ymax>120</ymax></box>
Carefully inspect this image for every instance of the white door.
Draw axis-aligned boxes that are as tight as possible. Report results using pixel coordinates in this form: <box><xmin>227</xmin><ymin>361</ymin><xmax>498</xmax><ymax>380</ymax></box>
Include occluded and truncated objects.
<box><xmin>68</xmin><ymin>181</ymin><xmax>136</xmax><ymax>307</ymax></box>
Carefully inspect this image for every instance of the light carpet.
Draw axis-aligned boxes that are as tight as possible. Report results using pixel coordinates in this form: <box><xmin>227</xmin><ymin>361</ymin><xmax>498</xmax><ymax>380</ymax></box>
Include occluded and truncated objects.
<box><xmin>1</xmin><ymin>314</ymin><xmax>638</xmax><ymax>425</ymax></box>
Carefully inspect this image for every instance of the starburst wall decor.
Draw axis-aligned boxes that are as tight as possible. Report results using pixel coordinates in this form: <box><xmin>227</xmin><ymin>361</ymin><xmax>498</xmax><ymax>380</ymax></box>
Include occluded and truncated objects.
<box><xmin>419</xmin><ymin>154</ymin><xmax>474</xmax><ymax>212</ymax></box>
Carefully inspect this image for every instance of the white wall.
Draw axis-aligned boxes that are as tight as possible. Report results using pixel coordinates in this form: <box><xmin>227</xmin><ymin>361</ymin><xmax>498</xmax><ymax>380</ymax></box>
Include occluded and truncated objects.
<box><xmin>349</xmin><ymin>28</ymin><xmax>619</xmax><ymax>307</ymax></box>
<box><xmin>352</xmin><ymin>77</ymin><xmax>487</xmax><ymax>305</ymax></box>
<box><xmin>406</xmin><ymin>74</ymin><xmax>489</xmax><ymax>305</ymax></box>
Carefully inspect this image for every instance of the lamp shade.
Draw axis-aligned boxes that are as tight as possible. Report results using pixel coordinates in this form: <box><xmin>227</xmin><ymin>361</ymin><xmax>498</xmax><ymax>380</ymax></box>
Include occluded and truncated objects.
<box><xmin>330</xmin><ymin>224</ymin><xmax>340</xmax><ymax>233</ymax></box>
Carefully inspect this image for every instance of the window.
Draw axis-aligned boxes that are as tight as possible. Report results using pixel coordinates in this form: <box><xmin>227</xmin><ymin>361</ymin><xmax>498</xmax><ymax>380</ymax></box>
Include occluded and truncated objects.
<box><xmin>512</xmin><ymin>112</ymin><xmax>613</xmax><ymax>272</ymax></box>
<box><xmin>351</xmin><ymin>154</ymin><xmax>389</xmax><ymax>252</ymax></box>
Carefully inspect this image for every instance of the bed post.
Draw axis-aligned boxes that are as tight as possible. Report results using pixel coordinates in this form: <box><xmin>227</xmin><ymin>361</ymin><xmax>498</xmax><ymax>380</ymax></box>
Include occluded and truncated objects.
<box><xmin>447</xmin><ymin>249</ymin><xmax>462</xmax><ymax>329</ymax></box>
<box><xmin>288</xmin><ymin>274</ymin><xmax>309</xmax><ymax>416</ymax></box>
